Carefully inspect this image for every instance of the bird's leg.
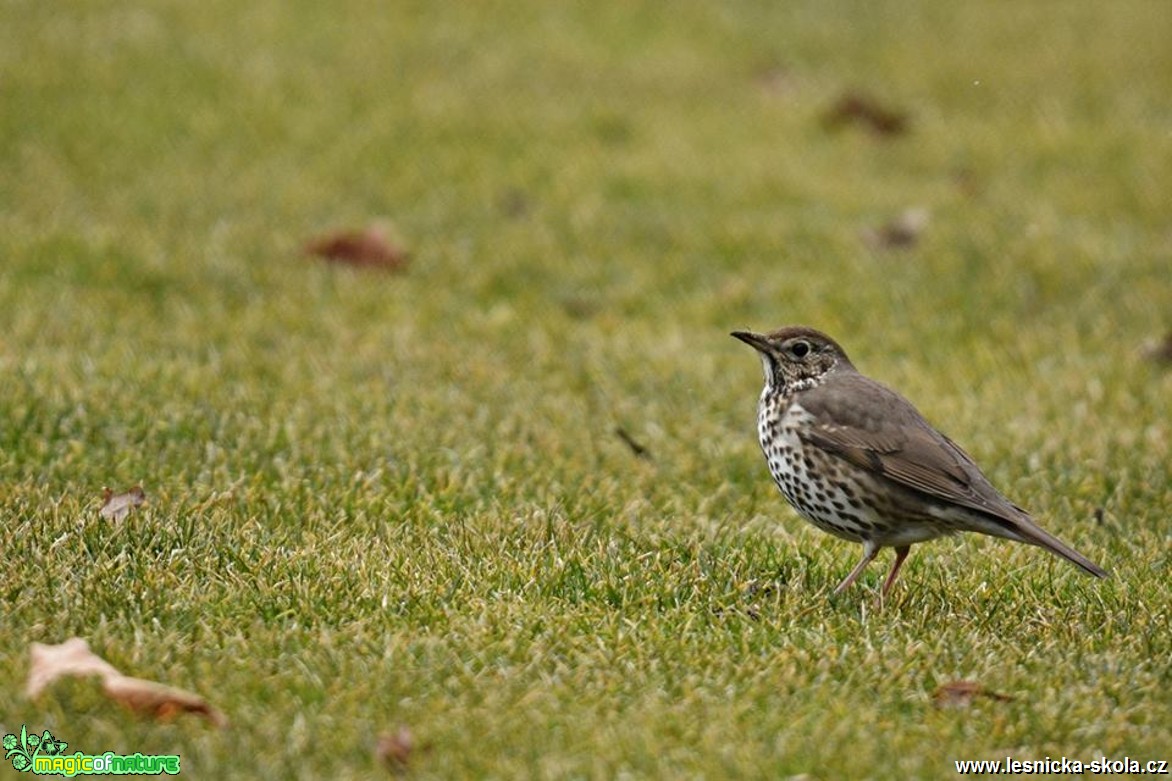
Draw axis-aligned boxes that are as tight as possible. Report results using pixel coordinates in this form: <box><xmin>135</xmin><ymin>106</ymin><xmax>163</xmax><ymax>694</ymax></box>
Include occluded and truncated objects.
<box><xmin>880</xmin><ymin>545</ymin><xmax>912</xmax><ymax>597</ymax></box>
<box><xmin>833</xmin><ymin>540</ymin><xmax>880</xmax><ymax>595</ymax></box>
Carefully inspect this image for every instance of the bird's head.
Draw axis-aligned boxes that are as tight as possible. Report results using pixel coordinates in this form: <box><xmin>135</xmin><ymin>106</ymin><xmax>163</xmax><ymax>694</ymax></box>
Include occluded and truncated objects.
<box><xmin>731</xmin><ymin>326</ymin><xmax>853</xmax><ymax>393</ymax></box>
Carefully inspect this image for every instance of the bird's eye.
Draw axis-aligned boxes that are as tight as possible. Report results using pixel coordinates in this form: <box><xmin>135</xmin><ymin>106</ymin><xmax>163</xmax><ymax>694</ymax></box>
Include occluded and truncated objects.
<box><xmin>789</xmin><ymin>340</ymin><xmax>810</xmax><ymax>358</ymax></box>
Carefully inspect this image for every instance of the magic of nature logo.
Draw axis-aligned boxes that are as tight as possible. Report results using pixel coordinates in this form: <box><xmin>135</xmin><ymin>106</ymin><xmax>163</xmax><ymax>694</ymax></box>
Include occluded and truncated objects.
<box><xmin>3</xmin><ymin>725</ymin><xmax>180</xmax><ymax>776</ymax></box>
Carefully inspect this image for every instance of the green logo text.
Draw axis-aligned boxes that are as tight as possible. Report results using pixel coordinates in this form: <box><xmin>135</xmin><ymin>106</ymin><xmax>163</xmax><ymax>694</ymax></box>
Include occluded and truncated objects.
<box><xmin>4</xmin><ymin>726</ymin><xmax>180</xmax><ymax>776</ymax></box>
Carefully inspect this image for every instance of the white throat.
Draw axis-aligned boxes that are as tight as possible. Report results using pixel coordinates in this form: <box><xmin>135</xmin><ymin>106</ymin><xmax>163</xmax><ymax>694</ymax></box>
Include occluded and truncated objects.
<box><xmin>758</xmin><ymin>353</ymin><xmax>773</xmax><ymax>385</ymax></box>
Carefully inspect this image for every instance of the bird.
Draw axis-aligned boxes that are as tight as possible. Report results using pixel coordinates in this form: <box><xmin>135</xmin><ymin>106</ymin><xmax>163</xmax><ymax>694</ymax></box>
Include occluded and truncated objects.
<box><xmin>731</xmin><ymin>325</ymin><xmax>1108</xmax><ymax>596</ymax></box>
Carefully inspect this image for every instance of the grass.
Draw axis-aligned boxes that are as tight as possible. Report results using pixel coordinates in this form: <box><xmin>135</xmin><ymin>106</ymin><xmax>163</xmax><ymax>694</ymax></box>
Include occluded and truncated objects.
<box><xmin>1</xmin><ymin>0</ymin><xmax>1169</xmax><ymax>777</ymax></box>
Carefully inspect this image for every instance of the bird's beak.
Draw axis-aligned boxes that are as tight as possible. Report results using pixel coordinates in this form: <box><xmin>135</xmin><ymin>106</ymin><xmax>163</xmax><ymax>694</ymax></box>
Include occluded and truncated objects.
<box><xmin>731</xmin><ymin>330</ymin><xmax>772</xmax><ymax>354</ymax></box>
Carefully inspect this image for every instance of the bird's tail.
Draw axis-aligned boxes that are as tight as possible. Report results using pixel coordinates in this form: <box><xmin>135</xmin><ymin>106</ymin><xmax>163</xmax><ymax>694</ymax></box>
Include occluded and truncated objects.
<box><xmin>999</xmin><ymin>513</ymin><xmax>1109</xmax><ymax>578</ymax></box>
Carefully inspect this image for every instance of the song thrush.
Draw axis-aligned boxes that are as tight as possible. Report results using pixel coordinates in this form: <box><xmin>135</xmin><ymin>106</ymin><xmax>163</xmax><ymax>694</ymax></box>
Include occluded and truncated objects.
<box><xmin>732</xmin><ymin>325</ymin><xmax>1108</xmax><ymax>596</ymax></box>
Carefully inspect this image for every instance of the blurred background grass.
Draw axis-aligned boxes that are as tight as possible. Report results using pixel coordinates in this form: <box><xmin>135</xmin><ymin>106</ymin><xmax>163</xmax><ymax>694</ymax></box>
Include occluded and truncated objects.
<box><xmin>1</xmin><ymin>1</ymin><xmax>1169</xmax><ymax>778</ymax></box>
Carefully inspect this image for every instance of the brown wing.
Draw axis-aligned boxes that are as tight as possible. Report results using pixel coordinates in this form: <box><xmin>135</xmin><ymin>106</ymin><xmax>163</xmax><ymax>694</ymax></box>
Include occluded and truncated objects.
<box><xmin>796</xmin><ymin>371</ymin><xmax>1109</xmax><ymax>578</ymax></box>
<box><xmin>796</xmin><ymin>373</ymin><xmax>1024</xmax><ymax>520</ymax></box>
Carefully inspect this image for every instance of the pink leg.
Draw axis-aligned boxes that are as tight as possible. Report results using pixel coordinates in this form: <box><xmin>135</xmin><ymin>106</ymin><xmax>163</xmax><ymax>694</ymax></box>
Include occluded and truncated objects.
<box><xmin>833</xmin><ymin>541</ymin><xmax>880</xmax><ymax>595</ymax></box>
<box><xmin>880</xmin><ymin>545</ymin><xmax>912</xmax><ymax>597</ymax></box>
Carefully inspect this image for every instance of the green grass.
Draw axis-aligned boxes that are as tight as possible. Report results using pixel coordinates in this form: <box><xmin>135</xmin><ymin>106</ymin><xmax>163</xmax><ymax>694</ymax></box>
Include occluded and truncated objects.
<box><xmin>1</xmin><ymin>1</ymin><xmax>1169</xmax><ymax>777</ymax></box>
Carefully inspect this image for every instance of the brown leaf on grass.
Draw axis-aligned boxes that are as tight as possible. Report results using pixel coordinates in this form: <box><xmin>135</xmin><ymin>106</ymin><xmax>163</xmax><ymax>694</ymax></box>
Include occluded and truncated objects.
<box><xmin>26</xmin><ymin>638</ymin><xmax>226</xmax><ymax>727</ymax></box>
<box><xmin>27</xmin><ymin>638</ymin><xmax>120</xmax><ymax>698</ymax></box>
<box><xmin>952</xmin><ymin>166</ymin><xmax>984</xmax><ymax>198</ymax></box>
<box><xmin>497</xmin><ymin>188</ymin><xmax>531</xmax><ymax>219</ymax></box>
<box><xmin>614</xmin><ymin>427</ymin><xmax>652</xmax><ymax>461</ymax></box>
<box><xmin>823</xmin><ymin>90</ymin><xmax>910</xmax><ymax>137</ymax></box>
<box><xmin>103</xmin><ymin>674</ymin><xmax>228</xmax><ymax>727</ymax></box>
<box><xmin>376</xmin><ymin>726</ymin><xmax>428</xmax><ymax>773</ymax></box>
<box><xmin>559</xmin><ymin>296</ymin><xmax>599</xmax><ymax>320</ymax></box>
<box><xmin>1141</xmin><ymin>331</ymin><xmax>1172</xmax><ymax>365</ymax></box>
<box><xmin>933</xmin><ymin>680</ymin><xmax>1014</xmax><ymax>709</ymax></box>
<box><xmin>305</xmin><ymin>223</ymin><xmax>409</xmax><ymax>271</ymax></box>
<box><xmin>754</xmin><ymin>63</ymin><xmax>797</xmax><ymax>96</ymax></box>
<box><xmin>861</xmin><ymin>207</ymin><xmax>930</xmax><ymax>250</ymax></box>
<box><xmin>99</xmin><ymin>485</ymin><xmax>146</xmax><ymax>521</ymax></box>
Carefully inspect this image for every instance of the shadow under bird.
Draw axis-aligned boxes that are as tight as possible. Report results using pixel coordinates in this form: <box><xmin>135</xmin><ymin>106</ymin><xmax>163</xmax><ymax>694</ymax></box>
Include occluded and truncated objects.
<box><xmin>731</xmin><ymin>325</ymin><xmax>1108</xmax><ymax>596</ymax></box>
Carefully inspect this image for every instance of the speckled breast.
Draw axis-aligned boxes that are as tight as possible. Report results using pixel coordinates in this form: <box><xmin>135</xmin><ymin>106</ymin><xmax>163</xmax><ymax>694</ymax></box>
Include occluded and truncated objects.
<box><xmin>756</xmin><ymin>395</ymin><xmax>880</xmax><ymax>543</ymax></box>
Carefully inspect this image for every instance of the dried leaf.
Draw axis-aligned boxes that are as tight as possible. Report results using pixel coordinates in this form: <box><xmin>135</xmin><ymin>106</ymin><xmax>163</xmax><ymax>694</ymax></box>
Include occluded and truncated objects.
<box><xmin>933</xmin><ymin>680</ymin><xmax>1014</xmax><ymax>709</ymax></box>
<box><xmin>1141</xmin><ymin>331</ymin><xmax>1172</xmax><ymax>365</ymax></box>
<box><xmin>754</xmin><ymin>64</ymin><xmax>797</xmax><ymax>96</ymax></box>
<box><xmin>27</xmin><ymin>638</ymin><xmax>120</xmax><ymax>698</ymax></box>
<box><xmin>559</xmin><ymin>296</ymin><xmax>599</xmax><ymax>320</ymax></box>
<box><xmin>305</xmin><ymin>222</ymin><xmax>409</xmax><ymax>271</ymax></box>
<box><xmin>497</xmin><ymin>188</ymin><xmax>531</xmax><ymax>219</ymax></box>
<box><xmin>26</xmin><ymin>638</ymin><xmax>226</xmax><ymax>727</ymax></box>
<box><xmin>99</xmin><ymin>485</ymin><xmax>146</xmax><ymax>521</ymax></box>
<box><xmin>823</xmin><ymin>90</ymin><xmax>910</xmax><ymax>137</ymax></box>
<box><xmin>862</xmin><ymin>207</ymin><xmax>930</xmax><ymax>250</ymax></box>
<box><xmin>103</xmin><ymin>674</ymin><xmax>228</xmax><ymax>727</ymax></box>
<box><xmin>614</xmin><ymin>427</ymin><xmax>652</xmax><ymax>460</ymax></box>
<box><xmin>376</xmin><ymin>726</ymin><xmax>426</xmax><ymax>772</ymax></box>
<box><xmin>952</xmin><ymin>166</ymin><xmax>984</xmax><ymax>198</ymax></box>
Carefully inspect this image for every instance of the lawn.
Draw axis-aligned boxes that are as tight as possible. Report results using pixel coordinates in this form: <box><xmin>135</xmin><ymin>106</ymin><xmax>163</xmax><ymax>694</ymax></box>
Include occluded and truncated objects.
<box><xmin>1</xmin><ymin>1</ymin><xmax>1169</xmax><ymax>778</ymax></box>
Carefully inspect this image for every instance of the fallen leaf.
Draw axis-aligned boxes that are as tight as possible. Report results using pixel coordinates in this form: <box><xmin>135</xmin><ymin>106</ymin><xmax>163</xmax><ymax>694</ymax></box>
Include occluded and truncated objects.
<box><xmin>497</xmin><ymin>188</ymin><xmax>531</xmax><ymax>219</ymax></box>
<box><xmin>376</xmin><ymin>726</ymin><xmax>427</xmax><ymax>772</ymax></box>
<box><xmin>1141</xmin><ymin>331</ymin><xmax>1172</xmax><ymax>364</ymax></box>
<box><xmin>951</xmin><ymin>166</ymin><xmax>984</xmax><ymax>198</ymax></box>
<box><xmin>754</xmin><ymin>63</ymin><xmax>797</xmax><ymax>96</ymax></box>
<box><xmin>933</xmin><ymin>680</ymin><xmax>1014</xmax><ymax>709</ymax></box>
<box><xmin>559</xmin><ymin>296</ymin><xmax>599</xmax><ymax>320</ymax></box>
<box><xmin>26</xmin><ymin>638</ymin><xmax>225</xmax><ymax>726</ymax></box>
<box><xmin>823</xmin><ymin>90</ymin><xmax>910</xmax><ymax>137</ymax></box>
<box><xmin>103</xmin><ymin>674</ymin><xmax>228</xmax><ymax>727</ymax></box>
<box><xmin>614</xmin><ymin>427</ymin><xmax>652</xmax><ymax>460</ymax></box>
<box><xmin>27</xmin><ymin>638</ymin><xmax>120</xmax><ymax>698</ymax></box>
<box><xmin>305</xmin><ymin>222</ymin><xmax>409</xmax><ymax>271</ymax></box>
<box><xmin>861</xmin><ymin>207</ymin><xmax>930</xmax><ymax>250</ymax></box>
<box><xmin>99</xmin><ymin>485</ymin><xmax>146</xmax><ymax>521</ymax></box>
